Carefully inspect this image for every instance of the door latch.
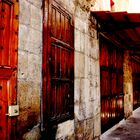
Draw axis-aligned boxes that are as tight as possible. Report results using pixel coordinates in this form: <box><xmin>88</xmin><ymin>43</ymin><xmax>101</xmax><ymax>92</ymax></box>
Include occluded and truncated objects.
<box><xmin>6</xmin><ymin>105</ymin><xmax>19</xmax><ymax>117</ymax></box>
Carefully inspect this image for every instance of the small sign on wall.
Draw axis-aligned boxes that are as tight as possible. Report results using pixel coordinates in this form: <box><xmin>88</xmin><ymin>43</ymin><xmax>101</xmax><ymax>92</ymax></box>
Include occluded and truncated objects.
<box><xmin>7</xmin><ymin>105</ymin><xmax>19</xmax><ymax>117</ymax></box>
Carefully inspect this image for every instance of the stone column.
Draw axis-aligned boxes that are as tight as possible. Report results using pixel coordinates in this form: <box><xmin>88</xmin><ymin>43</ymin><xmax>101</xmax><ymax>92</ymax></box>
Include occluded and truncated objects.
<box><xmin>74</xmin><ymin>3</ymin><xmax>101</xmax><ymax>139</ymax></box>
<box><xmin>123</xmin><ymin>50</ymin><xmax>133</xmax><ymax>118</ymax></box>
<box><xmin>18</xmin><ymin>0</ymin><xmax>42</xmax><ymax>139</ymax></box>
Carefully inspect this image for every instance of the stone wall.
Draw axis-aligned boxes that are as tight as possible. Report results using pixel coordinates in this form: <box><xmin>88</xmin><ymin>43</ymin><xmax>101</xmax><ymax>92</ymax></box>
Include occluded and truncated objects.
<box><xmin>52</xmin><ymin>0</ymin><xmax>101</xmax><ymax>140</ymax></box>
<box><xmin>17</xmin><ymin>0</ymin><xmax>42</xmax><ymax>138</ymax></box>
<box><xmin>123</xmin><ymin>50</ymin><xmax>133</xmax><ymax>118</ymax></box>
<box><xmin>17</xmin><ymin>0</ymin><xmax>101</xmax><ymax>139</ymax></box>
<box><xmin>74</xmin><ymin>2</ymin><xmax>100</xmax><ymax>140</ymax></box>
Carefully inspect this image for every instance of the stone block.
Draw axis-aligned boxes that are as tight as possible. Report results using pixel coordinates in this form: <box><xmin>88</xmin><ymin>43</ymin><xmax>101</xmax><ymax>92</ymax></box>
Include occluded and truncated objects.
<box><xmin>75</xmin><ymin>17</ymin><xmax>87</xmax><ymax>33</ymax></box>
<box><xmin>90</xmin><ymin>59</ymin><xmax>100</xmax><ymax>79</ymax></box>
<box><xmin>86</xmin><ymin>100</ymin><xmax>94</xmax><ymax>119</ymax></box>
<box><xmin>81</xmin><ymin>78</ymin><xmax>93</xmax><ymax>119</ymax></box>
<box><xmin>18</xmin><ymin>80</ymin><xmax>40</xmax><ymax>112</ymax></box>
<box><xmin>80</xmin><ymin>32</ymin><xmax>85</xmax><ymax>53</ymax></box>
<box><xmin>75</xmin><ymin>78</ymin><xmax>95</xmax><ymax>120</ymax></box>
<box><xmin>85</xmin><ymin>35</ymin><xmax>90</xmax><ymax>56</ymax></box>
<box><xmin>19</xmin><ymin>0</ymin><xmax>31</xmax><ymax>25</ymax></box>
<box><xmin>27</xmin><ymin>82</ymin><xmax>40</xmax><ymax>112</ymax></box>
<box><xmin>84</xmin><ymin>55</ymin><xmax>90</xmax><ymax>78</ymax></box>
<box><xmin>17</xmin><ymin>80</ymin><xmax>40</xmax><ymax>135</ymax></box>
<box><xmin>23</xmin><ymin>124</ymin><xmax>41</xmax><ymax>140</ymax></box>
<box><xmin>90</xmin><ymin>58</ymin><xmax>96</xmax><ymax>77</ymax></box>
<box><xmin>74</xmin><ymin>78</ymin><xmax>87</xmax><ymax>121</ymax></box>
<box><xmin>75</xmin><ymin>118</ymin><xmax>94</xmax><ymax>140</ymax></box>
<box><xmin>69</xmin><ymin>0</ymin><xmax>75</xmax><ymax>14</ymax></box>
<box><xmin>89</xmin><ymin>87</ymin><xmax>95</xmax><ymax>102</ymax></box>
<box><xmin>27</xmin><ymin>0</ymin><xmax>42</xmax><ymax>8</ymax></box>
<box><xmin>74</xmin><ymin>78</ymin><xmax>80</xmax><ymax>104</ymax></box>
<box><xmin>28</xmin><ymin>41</ymin><xmax>42</xmax><ymax>55</ymax></box>
<box><xmin>18</xmin><ymin>25</ymin><xmax>42</xmax><ymax>55</ymax></box>
<box><xmin>27</xmin><ymin>54</ymin><xmax>41</xmax><ymax>82</ymax></box>
<box><xmin>90</xmin><ymin>39</ymin><xmax>99</xmax><ymax>60</ymax></box>
<box><xmin>17</xmin><ymin>80</ymin><xmax>31</xmax><ymax>110</ymax></box>
<box><xmin>84</xmin><ymin>118</ymin><xmax>94</xmax><ymax>140</ymax></box>
<box><xmin>93</xmin><ymin>100</ymin><xmax>100</xmax><ymax>116</ymax></box>
<box><xmin>18</xmin><ymin>24</ymin><xmax>30</xmax><ymax>51</ymax></box>
<box><xmin>93</xmin><ymin>114</ymin><xmax>101</xmax><ymax>138</ymax></box>
<box><xmin>18</xmin><ymin>50</ymin><xmax>28</xmax><ymax>79</ymax></box>
<box><xmin>28</xmin><ymin>28</ymin><xmax>42</xmax><ymax>45</ymax></box>
<box><xmin>56</xmin><ymin>120</ymin><xmax>74</xmax><ymax>140</ymax></box>
<box><xmin>75</xmin><ymin>29</ymin><xmax>81</xmax><ymax>52</ymax></box>
<box><xmin>31</xmin><ymin>5</ymin><xmax>42</xmax><ymax>31</ymax></box>
<box><xmin>87</xmin><ymin>21</ymin><xmax>97</xmax><ymax>38</ymax></box>
<box><xmin>75</xmin><ymin>120</ymin><xmax>85</xmax><ymax>140</ymax></box>
<box><xmin>74</xmin><ymin>79</ymin><xmax>86</xmax><ymax>120</ymax></box>
<box><xmin>75</xmin><ymin>4</ymin><xmax>89</xmax><ymax>21</ymax></box>
<box><xmin>17</xmin><ymin>111</ymin><xmax>29</xmax><ymax>134</ymax></box>
<box><xmin>75</xmin><ymin>52</ymin><xmax>85</xmax><ymax>78</ymax></box>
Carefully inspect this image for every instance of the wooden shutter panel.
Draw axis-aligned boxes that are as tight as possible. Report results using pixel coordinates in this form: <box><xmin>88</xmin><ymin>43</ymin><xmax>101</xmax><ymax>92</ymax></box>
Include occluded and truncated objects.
<box><xmin>0</xmin><ymin>2</ymin><xmax>11</xmax><ymax>65</ymax></box>
<box><xmin>43</xmin><ymin>0</ymin><xmax>74</xmax><ymax>125</ymax></box>
<box><xmin>132</xmin><ymin>59</ymin><xmax>140</xmax><ymax>109</ymax></box>
<box><xmin>100</xmin><ymin>37</ymin><xmax>124</xmax><ymax>133</ymax></box>
<box><xmin>0</xmin><ymin>0</ymin><xmax>18</xmax><ymax>139</ymax></box>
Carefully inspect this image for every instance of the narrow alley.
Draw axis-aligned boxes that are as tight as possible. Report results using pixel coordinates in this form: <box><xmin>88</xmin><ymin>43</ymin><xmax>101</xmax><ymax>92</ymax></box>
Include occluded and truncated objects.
<box><xmin>101</xmin><ymin>107</ymin><xmax>140</xmax><ymax>140</ymax></box>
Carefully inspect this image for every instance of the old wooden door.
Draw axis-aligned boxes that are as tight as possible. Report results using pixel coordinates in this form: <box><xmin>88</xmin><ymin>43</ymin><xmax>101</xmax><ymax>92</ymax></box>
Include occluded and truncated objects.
<box><xmin>132</xmin><ymin>59</ymin><xmax>140</xmax><ymax>109</ymax></box>
<box><xmin>43</xmin><ymin>0</ymin><xmax>74</xmax><ymax>131</ymax></box>
<box><xmin>0</xmin><ymin>0</ymin><xmax>18</xmax><ymax>139</ymax></box>
<box><xmin>100</xmin><ymin>36</ymin><xmax>124</xmax><ymax>133</ymax></box>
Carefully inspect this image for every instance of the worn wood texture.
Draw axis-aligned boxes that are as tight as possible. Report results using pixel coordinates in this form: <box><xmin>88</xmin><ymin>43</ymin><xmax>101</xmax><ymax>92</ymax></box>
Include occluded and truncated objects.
<box><xmin>43</xmin><ymin>0</ymin><xmax>74</xmax><ymax>128</ymax></box>
<box><xmin>100</xmin><ymin>36</ymin><xmax>124</xmax><ymax>133</ymax></box>
<box><xmin>132</xmin><ymin>60</ymin><xmax>140</xmax><ymax>110</ymax></box>
<box><xmin>0</xmin><ymin>0</ymin><xmax>18</xmax><ymax>139</ymax></box>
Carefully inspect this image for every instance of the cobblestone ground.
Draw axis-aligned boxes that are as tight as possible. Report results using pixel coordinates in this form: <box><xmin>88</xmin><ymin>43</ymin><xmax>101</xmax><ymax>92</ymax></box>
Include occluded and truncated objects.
<box><xmin>100</xmin><ymin>107</ymin><xmax>140</xmax><ymax>140</ymax></box>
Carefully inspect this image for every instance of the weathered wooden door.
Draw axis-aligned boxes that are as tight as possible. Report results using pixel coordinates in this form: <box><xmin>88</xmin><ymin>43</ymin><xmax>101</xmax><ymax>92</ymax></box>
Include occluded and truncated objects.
<box><xmin>0</xmin><ymin>0</ymin><xmax>18</xmax><ymax>139</ymax></box>
<box><xmin>132</xmin><ymin>59</ymin><xmax>140</xmax><ymax>109</ymax></box>
<box><xmin>43</xmin><ymin>0</ymin><xmax>74</xmax><ymax>130</ymax></box>
<box><xmin>100</xmin><ymin>37</ymin><xmax>124</xmax><ymax>133</ymax></box>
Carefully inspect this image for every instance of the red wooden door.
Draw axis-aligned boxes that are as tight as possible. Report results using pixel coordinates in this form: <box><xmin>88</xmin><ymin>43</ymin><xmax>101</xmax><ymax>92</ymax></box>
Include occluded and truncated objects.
<box><xmin>132</xmin><ymin>59</ymin><xmax>140</xmax><ymax>109</ymax></box>
<box><xmin>43</xmin><ymin>0</ymin><xmax>74</xmax><ymax>128</ymax></box>
<box><xmin>100</xmin><ymin>37</ymin><xmax>124</xmax><ymax>133</ymax></box>
<box><xmin>0</xmin><ymin>0</ymin><xmax>18</xmax><ymax>139</ymax></box>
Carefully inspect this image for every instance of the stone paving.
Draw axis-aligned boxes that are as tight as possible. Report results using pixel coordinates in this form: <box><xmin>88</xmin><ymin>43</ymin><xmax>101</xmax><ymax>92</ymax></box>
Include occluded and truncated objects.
<box><xmin>100</xmin><ymin>107</ymin><xmax>140</xmax><ymax>140</ymax></box>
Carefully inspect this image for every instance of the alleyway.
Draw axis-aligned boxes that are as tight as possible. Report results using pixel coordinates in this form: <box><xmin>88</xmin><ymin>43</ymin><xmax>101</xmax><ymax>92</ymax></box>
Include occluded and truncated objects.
<box><xmin>101</xmin><ymin>107</ymin><xmax>140</xmax><ymax>140</ymax></box>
